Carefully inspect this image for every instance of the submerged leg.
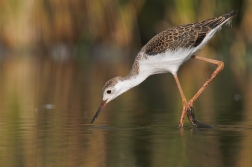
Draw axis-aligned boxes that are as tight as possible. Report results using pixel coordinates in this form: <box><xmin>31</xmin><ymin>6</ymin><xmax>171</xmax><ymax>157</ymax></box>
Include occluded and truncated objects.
<box><xmin>173</xmin><ymin>74</ymin><xmax>188</xmax><ymax>128</ymax></box>
<box><xmin>187</xmin><ymin>55</ymin><xmax>224</xmax><ymax>128</ymax></box>
<box><xmin>186</xmin><ymin>107</ymin><xmax>212</xmax><ymax>128</ymax></box>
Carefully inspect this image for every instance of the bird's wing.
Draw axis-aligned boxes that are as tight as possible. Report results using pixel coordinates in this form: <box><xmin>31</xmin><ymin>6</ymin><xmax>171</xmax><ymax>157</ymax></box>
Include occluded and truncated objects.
<box><xmin>144</xmin><ymin>10</ymin><xmax>237</xmax><ymax>55</ymax></box>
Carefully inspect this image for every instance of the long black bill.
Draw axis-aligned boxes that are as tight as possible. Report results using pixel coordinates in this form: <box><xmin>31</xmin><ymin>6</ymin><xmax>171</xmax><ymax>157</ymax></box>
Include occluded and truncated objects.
<box><xmin>90</xmin><ymin>100</ymin><xmax>107</xmax><ymax>123</ymax></box>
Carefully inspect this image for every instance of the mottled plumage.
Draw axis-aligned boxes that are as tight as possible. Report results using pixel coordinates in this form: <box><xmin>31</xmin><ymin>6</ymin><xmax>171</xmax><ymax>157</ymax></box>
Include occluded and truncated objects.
<box><xmin>91</xmin><ymin>10</ymin><xmax>237</xmax><ymax>127</ymax></box>
<box><xmin>102</xmin><ymin>11</ymin><xmax>237</xmax><ymax>91</ymax></box>
<box><xmin>144</xmin><ymin>10</ymin><xmax>237</xmax><ymax>55</ymax></box>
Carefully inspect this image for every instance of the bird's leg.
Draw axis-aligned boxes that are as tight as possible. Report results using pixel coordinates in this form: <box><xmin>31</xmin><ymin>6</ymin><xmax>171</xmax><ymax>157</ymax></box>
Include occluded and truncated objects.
<box><xmin>173</xmin><ymin>74</ymin><xmax>188</xmax><ymax>128</ymax></box>
<box><xmin>187</xmin><ymin>55</ymin><xmax>224</xmax><ymax>128</ymax></box>
<box><xmin>188</xmin><ymin>55</ymin><xmax>224</xmax><ymax>107</ymax></box>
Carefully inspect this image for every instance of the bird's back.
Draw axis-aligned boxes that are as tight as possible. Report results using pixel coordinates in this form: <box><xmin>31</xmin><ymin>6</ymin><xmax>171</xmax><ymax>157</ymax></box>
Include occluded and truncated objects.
<box><xmin>143</xmin><ymin>10</ymin><xmax>237</xmax><ymax>56</ymax></box>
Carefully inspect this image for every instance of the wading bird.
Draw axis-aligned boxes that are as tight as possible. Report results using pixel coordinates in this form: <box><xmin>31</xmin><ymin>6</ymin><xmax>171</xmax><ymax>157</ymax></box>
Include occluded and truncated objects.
<box><xmin>91</xmin><ymin>10</ymin><xmax>237</xmax><ymax>128</ymax></box>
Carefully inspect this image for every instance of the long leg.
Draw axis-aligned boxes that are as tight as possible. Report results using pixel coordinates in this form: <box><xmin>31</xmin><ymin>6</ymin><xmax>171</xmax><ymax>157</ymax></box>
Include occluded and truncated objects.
<box><xmin>187</xmin><ymin>55</ymin><xmax>224</xmax><ymax>128</ymax></box>
<box><xmin>173</xmin><ymin>74</ymin><xmax>188</xmax><ymax>128</ymax></box>
<box><xmin>188</xmin><ymin>55</ymin><xmax>224</xmax><ymax>107</ymax></box>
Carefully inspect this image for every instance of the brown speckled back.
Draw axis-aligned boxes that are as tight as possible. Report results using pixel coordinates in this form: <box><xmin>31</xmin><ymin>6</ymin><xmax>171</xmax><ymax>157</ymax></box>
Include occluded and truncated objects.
<box><xmin>144</xmin><ymin>10</ymin><xmax>237</xmax><ymax>55</ymax></box>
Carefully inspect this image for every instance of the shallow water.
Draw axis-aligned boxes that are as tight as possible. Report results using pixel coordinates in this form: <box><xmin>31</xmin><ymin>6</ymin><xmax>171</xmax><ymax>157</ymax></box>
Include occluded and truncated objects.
<box><xmin>0</xmin><ymin>55</ymin><xmax>252</xmax><ymax>167</ymax></box>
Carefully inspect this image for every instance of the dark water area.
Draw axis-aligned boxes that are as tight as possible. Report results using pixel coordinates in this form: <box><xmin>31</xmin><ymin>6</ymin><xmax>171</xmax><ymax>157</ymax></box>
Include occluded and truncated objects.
<box><xmin>0</xmin><ymin>54</ymin><xmax>251</xmax><ymax>167</ymax></box>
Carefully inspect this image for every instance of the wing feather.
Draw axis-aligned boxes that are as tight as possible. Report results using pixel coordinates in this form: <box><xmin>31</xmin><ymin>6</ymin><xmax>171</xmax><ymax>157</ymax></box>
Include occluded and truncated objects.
<box><xmin>144</xmin><ymin>10</ymin><xmax>237</xmax><ymax>55</ymax></box>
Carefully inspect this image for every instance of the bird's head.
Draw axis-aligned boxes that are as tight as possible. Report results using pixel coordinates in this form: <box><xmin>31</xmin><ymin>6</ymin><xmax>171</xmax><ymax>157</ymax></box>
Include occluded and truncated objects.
<box><xmin>90</xmin><ymin>77</ymin><xmax>126</xmax><ymax>123</ymax></box>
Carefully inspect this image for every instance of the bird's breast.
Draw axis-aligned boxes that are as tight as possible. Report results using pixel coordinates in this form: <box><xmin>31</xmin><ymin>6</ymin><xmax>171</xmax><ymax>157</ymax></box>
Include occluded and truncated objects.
<box><xmin>139</xmin><ymin>48</ymin><xmax>195</xmax><ymax>75</ymax></box>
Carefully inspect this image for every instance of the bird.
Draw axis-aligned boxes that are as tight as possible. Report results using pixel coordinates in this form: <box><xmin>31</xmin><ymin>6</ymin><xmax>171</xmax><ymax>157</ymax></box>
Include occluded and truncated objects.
<box><xmin>90</xmin><ymin>10</ymin><xmax>237</xmax><ymax>128</ymax></box>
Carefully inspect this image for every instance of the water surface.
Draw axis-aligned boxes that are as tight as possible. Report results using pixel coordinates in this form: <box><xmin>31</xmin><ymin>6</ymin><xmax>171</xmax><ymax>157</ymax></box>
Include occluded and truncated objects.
<box><xmin>0</xmin><ymin>55</ymin><xmax>251</xmax><ymax>167</ymax></box>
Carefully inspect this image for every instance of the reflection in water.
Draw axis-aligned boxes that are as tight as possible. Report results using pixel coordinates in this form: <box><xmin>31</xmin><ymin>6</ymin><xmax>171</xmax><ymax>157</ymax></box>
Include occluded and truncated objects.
<box><xmin>0</xmin><ymin>54</ymin><xmax>251</xmax><ymax>166</ymax></box>
<box><xmin>0</xmin><ymin>0</ymin><xmax>252</xmax><ymax>166</ymax></box>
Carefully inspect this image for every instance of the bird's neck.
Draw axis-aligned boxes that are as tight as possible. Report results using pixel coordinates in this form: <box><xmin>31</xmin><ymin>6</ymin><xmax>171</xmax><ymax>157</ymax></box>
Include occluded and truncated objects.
<box><xmin>119</xmin><ymin>72</ymin><xmax>147</xmax><ymax>94</ymax></box>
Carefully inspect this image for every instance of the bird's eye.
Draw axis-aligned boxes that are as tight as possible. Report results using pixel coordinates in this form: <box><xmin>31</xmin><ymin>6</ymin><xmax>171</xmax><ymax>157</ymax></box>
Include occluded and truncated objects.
<box><xmin>107</xmin><ymin>90</ymin><xmax>111</xmax><ymax>94</ymax></box>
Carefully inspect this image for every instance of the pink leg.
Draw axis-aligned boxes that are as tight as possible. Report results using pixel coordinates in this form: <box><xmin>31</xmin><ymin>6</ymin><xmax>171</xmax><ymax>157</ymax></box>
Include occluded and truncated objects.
<box><xmin>187</xmin><ymin>55</ymin><xmax>224</xmax><ymax>128</ymax></box>
<box><xmin>188</xmin><ymin>55</ymin><xmax>224</xmax><ymax>107</ymax></box>
<box><xmin>173</xmin><ymin>74</ymin><xmax>188</xmax><ymax>128</ymax></box>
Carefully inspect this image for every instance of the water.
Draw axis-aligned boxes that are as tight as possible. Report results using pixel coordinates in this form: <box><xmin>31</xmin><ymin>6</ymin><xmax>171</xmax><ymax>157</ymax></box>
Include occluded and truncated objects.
<box><xmin>0</xmin><ymin>55</ymin><xmax>252</xmax><ymax>167</ymax></box>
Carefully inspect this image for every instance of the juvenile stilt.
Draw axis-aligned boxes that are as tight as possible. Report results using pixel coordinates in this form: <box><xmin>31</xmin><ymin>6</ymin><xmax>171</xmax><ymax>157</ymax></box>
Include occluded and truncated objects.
<box><xmin>90</xmin><ymin>11</ymin><xmax>237</xmax><ymax>128</ymax></box>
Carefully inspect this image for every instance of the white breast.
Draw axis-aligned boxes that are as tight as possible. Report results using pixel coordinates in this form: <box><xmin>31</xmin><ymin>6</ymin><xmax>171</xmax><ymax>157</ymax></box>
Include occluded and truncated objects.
<box><xmin>139</xmin><ymin>48</ymin><xmax>195</xmax><ymax>76</ymax></box>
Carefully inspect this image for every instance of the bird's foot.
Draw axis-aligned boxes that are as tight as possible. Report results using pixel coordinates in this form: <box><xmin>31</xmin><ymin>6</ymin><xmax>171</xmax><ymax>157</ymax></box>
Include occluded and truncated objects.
<box><xmin>186</xmin><ymin>107</ymin><xmax>212</xmax><ymax>128</ymax></box>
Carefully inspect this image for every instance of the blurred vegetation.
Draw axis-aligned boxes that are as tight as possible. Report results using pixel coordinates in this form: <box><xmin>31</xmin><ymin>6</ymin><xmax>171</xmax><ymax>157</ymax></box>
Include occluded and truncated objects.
<box><xmin>0</xmin><ymin>0</ymin><xmax>252</xmax><ymax>167</ymax></box>
<box><xmin>0</xmin><ymin>0</ymin><xmax>250</xmax><ymax>59</ymax></box>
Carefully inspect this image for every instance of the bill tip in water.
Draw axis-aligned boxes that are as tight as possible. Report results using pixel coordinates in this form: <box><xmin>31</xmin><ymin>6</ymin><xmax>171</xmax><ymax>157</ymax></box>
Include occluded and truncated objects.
<box><xmin>90</xmin><ymin>118</ymin><xmax>95</xmax><ymax>124</ymax></box>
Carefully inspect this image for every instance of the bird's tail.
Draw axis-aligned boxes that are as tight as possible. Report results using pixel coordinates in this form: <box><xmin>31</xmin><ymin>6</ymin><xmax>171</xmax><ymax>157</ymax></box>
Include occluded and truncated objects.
<box><xmin>222</xmin><ymin>10</ymin><xmax>238</xmax><ymax>20</ymax></box>
<box><xmin>201</xmin><ymin>10</ymin><xmax>237</xmax><ymax>29</ymax></box>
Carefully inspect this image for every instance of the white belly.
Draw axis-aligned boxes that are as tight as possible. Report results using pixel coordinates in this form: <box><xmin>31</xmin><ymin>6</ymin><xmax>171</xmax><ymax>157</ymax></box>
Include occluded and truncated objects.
<box><xmin>139</xmin><ymin>48</ymin><xmax>195</xmax><ymax>76</ymax></box>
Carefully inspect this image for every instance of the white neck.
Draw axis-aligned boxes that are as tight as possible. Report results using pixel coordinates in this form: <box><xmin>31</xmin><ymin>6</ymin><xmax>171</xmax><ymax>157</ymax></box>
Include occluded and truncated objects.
<box><xmin>118</xmin><ymin>74</ymin><xmax>148</xmax><ymax>95</ymax></box>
